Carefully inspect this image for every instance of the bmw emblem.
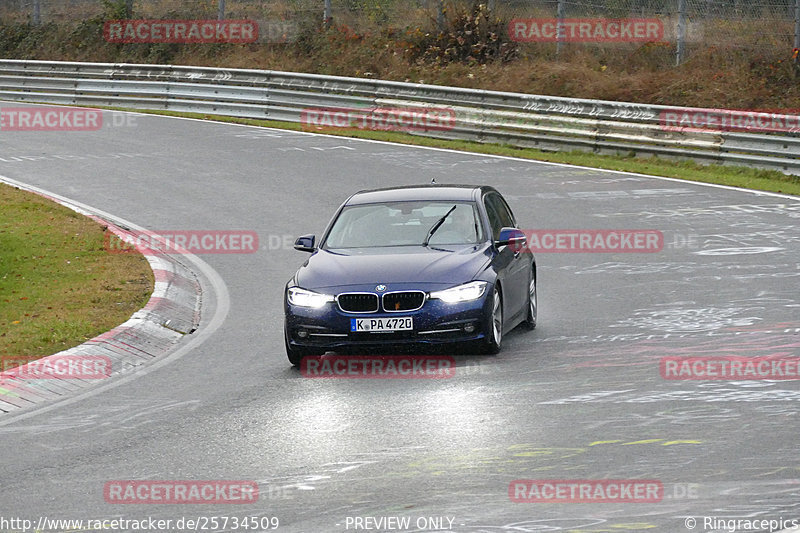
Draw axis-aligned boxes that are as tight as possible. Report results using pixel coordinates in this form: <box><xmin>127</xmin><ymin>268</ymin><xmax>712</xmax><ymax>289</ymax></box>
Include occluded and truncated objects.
<box><xmin>375</xmin><ymin>284</ymin><xmax>387</xmax><ymax>292</ymax></box>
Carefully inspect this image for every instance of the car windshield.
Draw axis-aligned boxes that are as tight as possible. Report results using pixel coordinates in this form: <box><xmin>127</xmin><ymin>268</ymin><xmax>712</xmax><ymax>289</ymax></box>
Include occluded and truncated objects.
<box><xmin>323</xmin><ymin>201</ymin><xmax>483</xmax><ymax>248</ymax></box>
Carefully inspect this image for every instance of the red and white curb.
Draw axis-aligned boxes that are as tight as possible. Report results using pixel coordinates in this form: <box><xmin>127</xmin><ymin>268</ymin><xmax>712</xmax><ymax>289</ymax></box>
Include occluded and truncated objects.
<box><xmin>0</xmin><ymin>184</ymin><xmax>202</xmax><ymax>416</ymax></box>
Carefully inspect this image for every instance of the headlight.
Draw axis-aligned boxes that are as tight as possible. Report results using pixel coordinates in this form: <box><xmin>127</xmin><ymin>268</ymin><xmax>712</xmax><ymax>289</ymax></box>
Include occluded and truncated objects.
<box><xmin>429</xmin><ymin>281</ymin><xmax>488</xmax><ymax>303</ymax></box>
<box><xmin>287</xmin><ymin>287</ymin><xmax>335</xmax><ymax>308</ymax></box>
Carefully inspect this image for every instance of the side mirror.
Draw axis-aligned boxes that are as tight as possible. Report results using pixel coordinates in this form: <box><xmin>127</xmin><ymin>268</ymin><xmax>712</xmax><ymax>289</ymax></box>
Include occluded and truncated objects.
<box><xmin>495</xmin><ymin>227</ymin><xmax>526</xmax><ymax>252</ymax></box>
<box><xmin>294</xmin><ymin>234</ymin><xmax>316</xmax><ymax>252</ymax></box>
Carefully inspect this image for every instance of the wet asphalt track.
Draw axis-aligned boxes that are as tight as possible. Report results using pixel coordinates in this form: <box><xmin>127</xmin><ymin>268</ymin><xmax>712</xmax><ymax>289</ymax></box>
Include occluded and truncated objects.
<box><xmin>0</xmin><ymin>106</ymin><xmax>799</xmax><ymax>532</ymax></box>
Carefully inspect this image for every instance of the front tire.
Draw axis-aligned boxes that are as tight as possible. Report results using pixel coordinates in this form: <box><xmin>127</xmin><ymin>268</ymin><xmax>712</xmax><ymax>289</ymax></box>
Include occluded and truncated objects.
<box><xmin>482</xmin><ymin>286</ymin><xmax>503</xmax><ymax>354</ymax></box>
<box><xmin>523</xmin><ymin>270</ymin><xmax>537</xmax><ymax>330</ymax></box>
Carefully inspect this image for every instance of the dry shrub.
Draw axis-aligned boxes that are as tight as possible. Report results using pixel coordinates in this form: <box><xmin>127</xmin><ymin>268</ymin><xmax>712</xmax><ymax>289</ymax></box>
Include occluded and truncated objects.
<box><xmin>403</xmin><ymin>2</ymin><xmax>518</xmax><ymax>66</ymax></box>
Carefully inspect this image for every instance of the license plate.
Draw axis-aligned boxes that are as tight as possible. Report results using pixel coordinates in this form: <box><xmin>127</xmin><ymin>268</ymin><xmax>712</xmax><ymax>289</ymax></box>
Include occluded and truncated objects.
<box><xmin>351</xmin><ymin>317</ymin><xmax>413</xmax><ymax>332</ymax></box>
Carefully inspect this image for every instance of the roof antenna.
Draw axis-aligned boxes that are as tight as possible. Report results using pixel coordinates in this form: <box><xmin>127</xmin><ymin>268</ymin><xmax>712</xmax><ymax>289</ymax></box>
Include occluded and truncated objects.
<box><xmin>430</xmin><ymin>178</ymin><xmax>437</xmax><ymax>185</ymax></box>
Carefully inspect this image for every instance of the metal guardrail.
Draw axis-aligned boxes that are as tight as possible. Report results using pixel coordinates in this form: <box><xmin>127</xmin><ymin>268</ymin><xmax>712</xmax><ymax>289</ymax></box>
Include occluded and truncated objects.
<box><xmin>0</xmin><ymin>59</ymin><xmax>798</xmax><ymax>175</ymax></box>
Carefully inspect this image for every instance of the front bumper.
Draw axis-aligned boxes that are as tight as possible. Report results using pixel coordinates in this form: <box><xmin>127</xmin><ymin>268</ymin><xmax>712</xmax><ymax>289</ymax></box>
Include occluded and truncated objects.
<box><xmin>285</xmin><ymin>286</ymin><xmax>492</xmax><ymax>351</ymax></box>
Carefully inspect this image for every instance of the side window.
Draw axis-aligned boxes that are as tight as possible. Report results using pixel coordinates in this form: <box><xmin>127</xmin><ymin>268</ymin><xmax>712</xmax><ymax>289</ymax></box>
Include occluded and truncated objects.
<box><xmin>491</xmin><ymin>194</ymin><xmax>515</xmax><ymax>228</ymax></box>
<box><xmin>484</xmin><ymin>195</ymin><xmax>504</xmax><ymax>240</ymax></box>
<box><xmin>485</xmin><ymin>194</ymin><xmax>514</xmax><ymax>239</ymax></box>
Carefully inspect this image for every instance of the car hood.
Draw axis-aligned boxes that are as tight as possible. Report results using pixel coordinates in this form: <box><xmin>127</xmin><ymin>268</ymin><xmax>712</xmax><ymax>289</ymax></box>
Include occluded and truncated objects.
<box><xmin>295</xmin><ymin>244</ymin><xmax>492</xmax><ymax>290</ymax></box>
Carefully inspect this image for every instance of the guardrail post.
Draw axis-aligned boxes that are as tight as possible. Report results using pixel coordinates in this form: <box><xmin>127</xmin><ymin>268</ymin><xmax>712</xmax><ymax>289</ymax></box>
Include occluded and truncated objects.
<box><xmin>795</xmin><ymin>0</ymin><xmax>800</xmax><ymax>52</ymax></box>
<box><xmin>556</xmin><ymin>0</ymin><xmax>566</xmax><ymax>57</ymax></box>
<box><xmin>32</xmin><ymin>0</ymin><xmax>41</xmax><ymax>25</ymax></box>
<box><xmin>218</xmin><ymin>0</ymin><xmax>225</xmax><ymax>21</ymax></box>
<box><xmin>676</xmin><ymin>0</ymin><xmax>687</xmax><ymax>66</ymax></box>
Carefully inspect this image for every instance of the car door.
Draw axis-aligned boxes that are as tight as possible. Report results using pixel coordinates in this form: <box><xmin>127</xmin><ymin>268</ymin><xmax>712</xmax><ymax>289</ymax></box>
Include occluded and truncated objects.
<box><xmin>484</xmin><ymin>193</ymin><xmax>529</xmax><ymax>322</ymax></box>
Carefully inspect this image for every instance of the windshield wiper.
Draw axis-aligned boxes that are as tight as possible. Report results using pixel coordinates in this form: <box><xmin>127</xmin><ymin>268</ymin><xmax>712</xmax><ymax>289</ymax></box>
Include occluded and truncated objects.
<box><xmin>422</xmin><ymin>205</ymin><xmax>457</xmax><ymax>247</ymax></box>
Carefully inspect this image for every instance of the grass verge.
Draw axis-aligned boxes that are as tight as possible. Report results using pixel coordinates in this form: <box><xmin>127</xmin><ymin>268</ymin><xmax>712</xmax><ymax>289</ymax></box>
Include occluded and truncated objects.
<box><xmin>124</xmin><ymin>108</ymin><xmax>800</xmax><ymax>196</ymax></box>
<box><xmin>0</xmin><ymin>183</ymin><xmax>153</xmax><ymax>360</ymax></box>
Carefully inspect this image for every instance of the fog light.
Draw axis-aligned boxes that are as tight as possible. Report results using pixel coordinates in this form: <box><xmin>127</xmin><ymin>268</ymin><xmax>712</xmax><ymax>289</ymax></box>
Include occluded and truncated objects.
<box><xmin>464</xmin><ymin>323</ymin><xmax>475</xmax><ymax>333</ymax></box>
<box><xmin>297</xmin><ymin>330</ymin><xmax>309</xmax><ymax>338</ymax></box>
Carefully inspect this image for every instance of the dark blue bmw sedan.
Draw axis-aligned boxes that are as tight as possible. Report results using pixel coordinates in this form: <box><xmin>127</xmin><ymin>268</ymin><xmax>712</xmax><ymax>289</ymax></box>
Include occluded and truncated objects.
<box><xmin>284</xmin><ymin>184</ymin><xmax>537</xmax><ymax>366</ymax></box>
